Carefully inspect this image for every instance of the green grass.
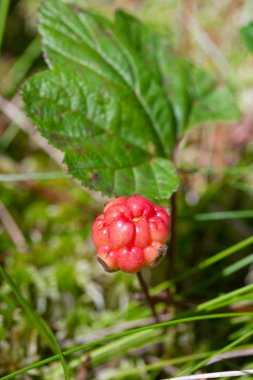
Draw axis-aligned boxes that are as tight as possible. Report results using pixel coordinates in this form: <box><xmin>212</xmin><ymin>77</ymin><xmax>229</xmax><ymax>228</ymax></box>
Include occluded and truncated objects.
<box><xmin>0</xmin><ymin>266</ymin><xmax>70</xmax><ymax>380</ymax></box>
<box><xmin>0</xmin><ymin>0</ymin><xmax>10</xmax><ymax>53</ymax></box>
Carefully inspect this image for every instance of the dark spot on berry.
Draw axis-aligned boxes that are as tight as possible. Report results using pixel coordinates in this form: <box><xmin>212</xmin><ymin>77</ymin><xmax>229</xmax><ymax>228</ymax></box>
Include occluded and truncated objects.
<box><xmin>97</xmin><ymin>257</ymin><xmax>118</xmax><ymax>273</ymax></box>
<box><xmin>152</xmin><ymin>244</ymin><xmax>167</xmax><ymax>267</ymax></box>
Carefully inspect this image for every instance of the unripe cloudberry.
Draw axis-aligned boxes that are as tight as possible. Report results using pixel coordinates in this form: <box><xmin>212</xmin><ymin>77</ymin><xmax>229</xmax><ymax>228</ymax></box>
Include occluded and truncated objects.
<box><xmin>92</xmin><ymin>196</ymin><xmax>170</xmax><ymax>273</ymax></box>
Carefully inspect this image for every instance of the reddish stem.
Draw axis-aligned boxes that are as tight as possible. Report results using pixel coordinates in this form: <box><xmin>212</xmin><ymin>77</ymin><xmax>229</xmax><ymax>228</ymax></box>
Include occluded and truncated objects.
<box><xmin>168</xmin><ymin>191</ymin><xmax>177</xmax><ymax>270</ymax></box>
<box><xmin>136</xmin><ymin>271</ymin><xmax>160</xmax><ymax>323</ymax></box>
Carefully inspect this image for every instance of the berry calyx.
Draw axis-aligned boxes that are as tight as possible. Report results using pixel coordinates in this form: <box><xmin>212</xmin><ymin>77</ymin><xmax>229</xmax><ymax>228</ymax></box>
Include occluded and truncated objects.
<box><xmin>92</xmin><ymin>195</ymin><xmax>171</xmax><ymax>273</ymax></box>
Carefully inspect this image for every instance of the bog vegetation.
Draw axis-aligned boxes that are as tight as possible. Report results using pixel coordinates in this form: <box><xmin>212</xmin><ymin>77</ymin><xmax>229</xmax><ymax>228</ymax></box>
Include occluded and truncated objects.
<box><xmin>0</xmin><ymin>1</ymin><xmax>253</xmax><ymax>379</ymax></box>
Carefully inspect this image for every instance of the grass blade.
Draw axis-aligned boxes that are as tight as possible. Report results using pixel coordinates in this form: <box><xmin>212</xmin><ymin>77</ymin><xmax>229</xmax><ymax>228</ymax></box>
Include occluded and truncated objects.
<box><xmin>0</xmin><ymin>266</ymin><xmax>70</xmax><ymax>380</ymax></box>
<box><xmin>0</xmin><ymin>0</ymin><xmax>10</xmax><ymax>52</ymax></box>
<box><xmin>197</xmin><ymin>283</ymin><xmax>253</xmax><ymax>312</ymax></box>
<box><xmin>174</xmin><ymin>236</ymin><xmax>253</xmax><ymax>283</ymax></box>
<box><xmin>6</xmin><ymin>36</ymin><xmax>41</xmax><ymax>97</ymax></box>
<box><xmin>223</xmin><ymin>253</ymin><xmax>253</xmax><ymax>276</ymax></box>
<box><xmin>178</xmin><ymin>328</ymin><xmax>253</xmax><ymax>377</ymax></box>
<box><xmin>1</xmin><ymin>312</ymin><xmax>252</xmax><ymax>380</ymax></box>
<box><xmin>84</xmin><ymin>346</ymin><xmax>253</xmax><ymax>379</ymax></box>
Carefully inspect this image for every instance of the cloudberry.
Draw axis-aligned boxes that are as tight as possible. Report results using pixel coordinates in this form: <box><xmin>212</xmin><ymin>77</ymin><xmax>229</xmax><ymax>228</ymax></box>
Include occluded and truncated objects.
<box><xmin>92</xmin><ymin>195</ymin><xmax>170</xmax><ymax>273</ymax></box>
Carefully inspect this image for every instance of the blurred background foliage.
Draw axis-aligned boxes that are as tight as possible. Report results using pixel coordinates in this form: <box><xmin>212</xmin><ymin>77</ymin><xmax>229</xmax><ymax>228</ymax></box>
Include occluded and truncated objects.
<box><xmin>0</xmin><ymin>0</ymin><xmax>253</xmax><ymax>379</ymax></box>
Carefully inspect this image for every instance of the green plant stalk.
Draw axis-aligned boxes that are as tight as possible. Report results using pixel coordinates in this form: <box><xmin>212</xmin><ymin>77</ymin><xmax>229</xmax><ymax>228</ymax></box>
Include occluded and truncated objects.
<box><xmin>0</xmin><ymin>123</ymin><xmax>19</xmax><ymax>150</ymax></box>
<box><xmin>0</xmin><ymin>266</ymin><xmax>70</xmax><ymax>380</ymax></box>
<box><xmin>0</xmin><ymin>0</ymin><xmax>10</xmax><ymax>53</ymax></box>
<box><xmin>197</xmin><ymin>283</ymin><xmax>253</xmax><ymax>312</ymax></box>
<box><xmin>223</xmin><ymin>253</ymin><xmax>253</xmax><ymax>276</ymax></box>
<box><xmin>6</xmin><ymin>36</ymin><xmax>41</xmax><ymax>97</ymax></box>
<box><xmin>1</xmin><ymin>312</ymin><xmax>252</xmax><ymax>380</ymax></box>
<box><xmin>173</xmin><ymin>235</ymin><xmax>253</xmax><ymax>283</ymax></box>
<box><xmin>211</xmin><ymin>293</ymin><xmax>253</xmax><ymax>308</ymax></box>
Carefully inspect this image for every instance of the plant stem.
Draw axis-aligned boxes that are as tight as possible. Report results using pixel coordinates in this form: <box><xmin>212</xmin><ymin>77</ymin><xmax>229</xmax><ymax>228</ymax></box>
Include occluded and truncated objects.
<box><xmin>168</xmin><ymin>138</ymin><xmax>179</xmax><ymax>272</ymax></box>
<box><xmin>6</xmin><ymin>36</ymin><xmax>41</xmax><ymax>97</ymax></box>
<box><xmin>136</xmin><ymin>271</ymin><xmax>160</xmax><ymax>323</ymax></box>
<box><xmin>168</xmin><ymin>191</ymin><xmax>177</xmax><ymax>270</ymax></box>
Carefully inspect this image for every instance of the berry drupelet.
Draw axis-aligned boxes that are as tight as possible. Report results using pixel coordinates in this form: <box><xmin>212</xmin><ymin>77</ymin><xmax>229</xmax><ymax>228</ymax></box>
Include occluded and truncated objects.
<box><xmin>92</xmin><ymin>195</ymin><xmax>170</xmax><ymax>273</ymax></box>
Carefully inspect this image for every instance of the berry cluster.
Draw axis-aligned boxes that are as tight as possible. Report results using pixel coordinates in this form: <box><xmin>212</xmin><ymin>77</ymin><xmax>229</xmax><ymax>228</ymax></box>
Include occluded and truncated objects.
<box><xmin>92</xmin><ymin>196</ymin><xmax>170</xmax><ymax>273</ymax></box>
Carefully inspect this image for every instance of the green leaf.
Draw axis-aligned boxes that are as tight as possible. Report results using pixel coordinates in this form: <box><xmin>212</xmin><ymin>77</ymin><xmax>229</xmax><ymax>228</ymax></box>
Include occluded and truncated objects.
<box><xmin>0</xmin><ymin>0</ymin><xmax>10</xmax><ymax>53</ymax></box>
<box><xmin>115</xmin><ymin>11</ymin><xmax>239</xmax><ymax>136</ymax></box>
<box><xmin>189</xmin><ymin>87</ymin><xmax>239</xmax><ymax>128</ymax></box>
<box><xmin>23</xmin><ymin>67</ymin><xmax>179</xmax><ymax>201</ymax></box>
<box><xmin>241</xmin><ymin>22</ymin><xmax>253</xmax><ymax>53</ymax></box>
<box><xmin>39</xmin><ymin>0</ymin><xmax>175</xmax><ymax>156</ymax></box>
<box><xmin>23</xmin><ymin>1</ymin><xmax>237</xmax><ymax>198</ymax></box>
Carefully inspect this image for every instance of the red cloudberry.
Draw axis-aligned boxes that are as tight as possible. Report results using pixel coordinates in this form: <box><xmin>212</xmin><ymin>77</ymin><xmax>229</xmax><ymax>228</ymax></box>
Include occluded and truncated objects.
<box><xmin>92</xmin><ymin>195</ymin><xmax>170</xmax><ymax>273</ymax></box>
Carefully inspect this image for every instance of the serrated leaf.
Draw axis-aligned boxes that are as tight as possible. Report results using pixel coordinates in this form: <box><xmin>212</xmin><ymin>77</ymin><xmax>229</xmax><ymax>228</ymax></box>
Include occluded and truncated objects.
<box><xmin>23</xmin><ymin>70</ymin><xmax>161</xmax><ymax>155</ymax></box>
<box><xmin>23</xmin><ymin>70</ymin><xmax>179</xmax><ymax>201</ymax></box>
<box><xmin>39</xmin><ymin>0</ymin><xmax>175</xmax><ymax>156</ymax></box>
<box><xmin>23</xmin><ymin>1</ymin><xmax>239</xmax><ymax>199</ymax></box>
<box><xmin>65</xmin><ymin>154</ymin><xmax>179</xmax><ymax>201</ymax></box>
<box><xmin>115</xmin><ymin>11</ymin><xmax>239</xmax><ymax>136</ymax></box>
